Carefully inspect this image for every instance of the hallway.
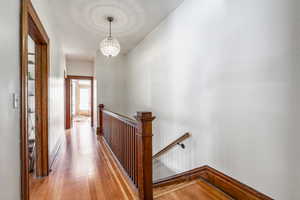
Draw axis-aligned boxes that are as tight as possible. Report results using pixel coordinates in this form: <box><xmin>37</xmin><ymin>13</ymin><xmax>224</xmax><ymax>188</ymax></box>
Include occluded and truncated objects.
<box><xmin>30</xmin><ymin>120</ymin><xmax>136</xmax><ymax>200</ymax></box>
<box><xmin>1</xmin><ymin>0</ymin><xmax>299</xmax><ymax>199</ymax></box>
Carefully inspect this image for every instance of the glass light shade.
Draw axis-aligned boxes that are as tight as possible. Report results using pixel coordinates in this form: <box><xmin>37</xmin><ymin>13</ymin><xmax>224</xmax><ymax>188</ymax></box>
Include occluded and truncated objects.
<box><xmin>100</xmin><ymin>36</ymin><xmax>120</xmax><ymax>57</ymax></box>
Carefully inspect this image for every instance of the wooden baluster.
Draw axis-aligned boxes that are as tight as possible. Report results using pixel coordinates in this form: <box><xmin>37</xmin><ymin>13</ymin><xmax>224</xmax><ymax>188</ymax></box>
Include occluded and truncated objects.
<box><xmin>128</xmin><ymin>125</ymin><xmax>130</xmax><ymax>174</ymax></box>
<box><xmin>131</xmin><ymin>127</ymin><xmax>133</xmax><ymax>177</ymax></box>
<box><xmin>115</xmin><ymin>119</ymin><xmax>117</xmax><ymax>155</ymax></box>
<box><xmin>110</xmin><ymin>117</ymin><xmax>112</xmax><ymax>148</ymax></box>
<box><xmin>104</xmin><ymin>114</ymin><xmax>107</xmax><ymax>139</ymax></box>
<box><xmin>124</xmin><ymin>124</ymin><xmax>126</xmax><ymax>167</ymax></box>
<box><xmin>116</xmin><ymin>119</ymin><xmax>118</xmax><ymax>157</ymax></box>
<box><xmin>114</xmin><ymin>119</ymin><xmax>116</xmax><ymax>157</ymax></box>
<box><xmin>120</xmin><ymin>122</ymin><xmax>125</xmax><ymax>163</ymax></box>
<box><xmin>107</xmin><ymin>115</ymin><xmax>109</xmax><ymax>144</ymax></box>
<box><xmin>118</xmin><ymin>121</ymin><xmax>121</xmax><ymax>163</ymax></box>
<box><xmin>121</xmin><ymin>122</ymin><xmax>123</xmax><ymax>165</ymax></box>
<box><xmin>120</xmin><ymin>122</ymin><xmax>122</xmax><ymax>163</ymax></box>
<box><xmin>130</xmin><ymin>126</ymin><xmax>133</xmax><ymax>179</ymax></box>
<box><xmin>106</xmin><ymin>114</ymin><xmax>108</xmax><ymax>139</ymax></box>
<box><xmin>103</xmin><ymin>114</ymin><xmax>105</xmax><ymax>139</ymax></box>
<box><xmin>111</xmin><ymin>118</ymin><xmax>113</xmax><ymax>150</ymax></box>
<box><xmin>135</xmin><ymin>112</ymin><xmax>155</xmax><ymax>200</ymax></box>
<box><xmin>110</xmin><ymin>116</ymin><xmax>112</xmax><ymax>146</ymax></box>
<box><xmin>117</xmin><ymin>120</ymin><xmax>120</xmax><ymax>160</ymax></box>
<box><xmin>116</xmin><ymin>120</ymin><xmax>118</xmax><ymax>158</ymax></box>
<box><xmin>103</xmin><ymin>113</ymin><xmax>106</xmax><ymax>139</ymax></box>
<box><xmin>134</xmin><ymin>129</ymin><xmax>137</xmax><ymax>186</ymax></box>
<box><xmin>97</xmin><ymin>104</ymin><xmax>104</xmax><ymax>136</ymax></box>
<box><xmin>122</xmin><ymin>122</ymin><xmax>125</xmax><ymax>166</ymax></box>
<box><xmin>124</xmin><ymin>124</ymin><xmax>127</xmax><ymax>173</ymax></box>
<box><xmin>132</xmin><ymin>127</ymin><xmax>135</xmax><ymax>180</ymax></box>
<box><xmin>106</xmin><ymin>115</ymin><xmax>109</xmax><ymax>144</ymax></box>
<box><xmin>120</xmin><ymin>122</ymin><xmax>122</xmax><ymax>162</ymax></box>
<box><xmin>121</xmin><ymin>122</ymin><xmax>123</xmax><ymax>164</ymax></box>
<box><xmin>127</xmin><ymin>126</ymin><xmax>130</xmax><ymax>176</ymax></box>
<box><xmin>109</xmin><ymin>116</ymin><xmax>111</xmax><ymax>143</ymax></box>
<box><xmin>106</xmin><ymin>115</ymin><xmax>108</xmax><ymax>142</ymax></box>
<box><xmin>114</xmin><ymin>118</ymin><xmax>116</xmax><ymax>153</ymax></box>
<box><xmin>128</xmin><ymin>124</ymin><xmax>130</xmax><ymax>173</ymax></box>
<box><xmin>127</xmin><ymin>125</ymin><xmax>130</xmax><ymax>174</ymax></box>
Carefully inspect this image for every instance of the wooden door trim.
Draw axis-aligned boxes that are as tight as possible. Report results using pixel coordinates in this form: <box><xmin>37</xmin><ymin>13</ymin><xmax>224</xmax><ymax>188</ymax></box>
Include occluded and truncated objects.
<box><xmin>67</xmin><ymin>75</ymin><xmax>94</xmax><ymax>80</ymax></box>
<box><xmin>21</xmin><ymin>0</ymin><xmax>49</xmax><ymax>199</ymax></box>
<box><xmin>65</xmin><ymin>76</ymin><xmax>94</xmax><ymax>128</ymax></box>
<box><xmin>65</xmin><ymin>78</ymin><xmax>71</xmax><ymax>129</ymax></box>
<box><xmin>20</xmin><ymin>1</ymin><xmax>29</xmax><ymax>199</ymax></box>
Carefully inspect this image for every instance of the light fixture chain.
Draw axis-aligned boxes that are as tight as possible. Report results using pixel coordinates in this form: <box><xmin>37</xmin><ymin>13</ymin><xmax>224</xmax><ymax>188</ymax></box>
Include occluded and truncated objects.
<box><xmin>109</xmin><ymin>20</ymin><xmax>112</xmax><ymax>37</ymax></box>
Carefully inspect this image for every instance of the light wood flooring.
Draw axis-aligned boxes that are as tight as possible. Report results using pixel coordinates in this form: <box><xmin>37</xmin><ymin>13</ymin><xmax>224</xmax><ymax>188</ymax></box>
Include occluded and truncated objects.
<box><xmin>30</xmin><ymin>120</ymin><xmax>136</xmax><ymax>200</ymax></box>
<box><xmin>154</xmin><ymin>179</ymin><xmax>232</xmax><ymax>200</ymax></box>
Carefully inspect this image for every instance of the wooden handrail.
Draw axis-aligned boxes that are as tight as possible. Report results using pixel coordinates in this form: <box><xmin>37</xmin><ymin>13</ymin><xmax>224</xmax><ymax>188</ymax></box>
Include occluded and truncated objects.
<box><xmin>153</xmin><ymin>132</ymin><xmax>191</xmax><ymax>160</ymax></box>
<box><xmin>103</xmin><ymin>109</ymin><xmax>138</xmax><ymax>127</ymax></box>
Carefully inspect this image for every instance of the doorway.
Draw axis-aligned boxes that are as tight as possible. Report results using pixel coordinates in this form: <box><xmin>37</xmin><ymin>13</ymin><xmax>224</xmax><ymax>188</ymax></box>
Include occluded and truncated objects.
<box><xmin>65</xmin><ymin>76</ymin><xmax>94</xmax><ymax>129</ymax></box>
<box><xmin>21</xmin><ymin>1</ymin><xmax>50</xmax><ymax>200</ymax></box>
<box><xmin>72</xmin><ymin>79</ymin><xmax>92</xmax><ymax>125</ymax></box>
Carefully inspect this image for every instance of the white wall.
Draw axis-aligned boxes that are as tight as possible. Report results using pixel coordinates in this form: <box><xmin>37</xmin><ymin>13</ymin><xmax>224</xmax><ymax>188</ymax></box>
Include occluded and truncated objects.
<box><xmin>95</xmin><ymin>54</ymin><xmax>128</xmax><ymax>115</ymax></box>
<box><xmin>96</xmin><ymin>0</ymin><xmax>300</xmax><ymax>199</ymax></box>
<box><xmin>0</xmin><ymin>0</ymin><xmax>21</xmax><ymax>199</ymax></box>
<box><xmin>31</xmin><ymin>0</ymin><xmax>66</xmax><ymax>156</ymax></box>
<box><xmin>66</xmin><ymin>59</ymin><xmax>95</xmax><ymax>77</ymax></box>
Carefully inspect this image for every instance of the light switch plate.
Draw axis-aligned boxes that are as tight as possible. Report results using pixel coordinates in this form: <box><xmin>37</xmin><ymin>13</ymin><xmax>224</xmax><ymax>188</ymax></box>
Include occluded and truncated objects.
<box><xmin>13</xmin><ymin>93</ymin><xmax>20</xmax><ymax>109</ymax></box>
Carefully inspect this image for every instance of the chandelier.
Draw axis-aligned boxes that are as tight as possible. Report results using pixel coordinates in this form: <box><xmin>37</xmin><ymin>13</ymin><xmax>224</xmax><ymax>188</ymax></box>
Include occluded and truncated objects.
<box><xmin>100</xmin><ymin>17</ymin><xmax>121</xmax><ymax>57</ymax></box>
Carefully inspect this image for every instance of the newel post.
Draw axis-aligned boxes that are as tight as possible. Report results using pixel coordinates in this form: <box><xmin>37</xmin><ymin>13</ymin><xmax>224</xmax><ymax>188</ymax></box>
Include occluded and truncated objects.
<box><xmin>97</xmin><ymin>104</ymin><xmax>104</xmax><ymax>136</ymax></box>
<box><xmin>135</xmin><ymin>112</ymin><xmax>155</xmax><ymax>200</ymax></box>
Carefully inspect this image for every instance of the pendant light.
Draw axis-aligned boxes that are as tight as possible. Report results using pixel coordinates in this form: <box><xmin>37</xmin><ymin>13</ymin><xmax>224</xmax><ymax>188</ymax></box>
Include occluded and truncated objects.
<box><xmin>100</xmin><ymin>17</ymin><xmax>121</xmax><ymax>57</ymax></box>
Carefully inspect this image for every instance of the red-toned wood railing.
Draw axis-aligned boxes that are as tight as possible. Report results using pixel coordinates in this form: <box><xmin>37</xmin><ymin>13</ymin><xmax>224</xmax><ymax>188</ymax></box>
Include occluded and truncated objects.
<box><xmin>97</xmin><ymin>104</ymin><xmax>155</xmax><ymax>200</ymax></box>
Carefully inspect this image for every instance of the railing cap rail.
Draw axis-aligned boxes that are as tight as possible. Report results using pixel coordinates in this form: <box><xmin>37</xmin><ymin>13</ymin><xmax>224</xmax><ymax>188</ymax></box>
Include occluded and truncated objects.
<box><xmin>153</xmin><ymin>132</ymin><xmax>190</xmax><ymax>160</ymax></box>
<box><xmin>102</xmin><ymin>108</ymin><xmax>138</xmax><ymax>127</ymax></box>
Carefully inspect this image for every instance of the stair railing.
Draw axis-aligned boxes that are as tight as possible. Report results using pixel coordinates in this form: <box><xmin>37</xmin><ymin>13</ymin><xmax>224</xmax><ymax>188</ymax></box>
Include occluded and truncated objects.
<box><xmin>97</xmin><ymin>104</ymin><xmax>155</xmax><ymax>200</ymax></box>
<box><xmin>153</xmin><ymin>132</ymin><xmax>191</xmax><ymax>160</ymax></box>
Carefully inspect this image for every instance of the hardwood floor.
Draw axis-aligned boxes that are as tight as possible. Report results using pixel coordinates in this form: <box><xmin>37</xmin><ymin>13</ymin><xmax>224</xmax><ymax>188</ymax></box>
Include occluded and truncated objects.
<box><xmin>30</xmin><ymin>120</ymin><xmax>137</xmax><ymax>200</ymax></box>
<box><xmin>153</xmin><ymin>179</ymin><xmax>232</xmax><ymax>200</ymax></box>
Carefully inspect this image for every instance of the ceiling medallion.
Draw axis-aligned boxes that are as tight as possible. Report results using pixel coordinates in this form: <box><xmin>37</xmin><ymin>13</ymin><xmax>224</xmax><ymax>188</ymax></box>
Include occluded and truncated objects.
<box><xmin>100</xmin><ymin>17</ymin><xmax>121</xmax><ymax>57</ymax></box>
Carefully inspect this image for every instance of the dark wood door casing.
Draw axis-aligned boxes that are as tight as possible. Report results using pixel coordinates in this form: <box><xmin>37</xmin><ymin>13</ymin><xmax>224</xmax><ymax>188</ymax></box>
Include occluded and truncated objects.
<box><xmin>21</xmin><ymin>0</ymin><xmax>50</xmax><ymax>199</ymax></box>
<box><xmin>65</xmin><ymin>76</ymin><xmax>94</xmax><ymax>129</ymax></box>
<box><xmin>65</xmin><ymin>78</ymin><xmax>71</xmax><ymax>129</ymax></box>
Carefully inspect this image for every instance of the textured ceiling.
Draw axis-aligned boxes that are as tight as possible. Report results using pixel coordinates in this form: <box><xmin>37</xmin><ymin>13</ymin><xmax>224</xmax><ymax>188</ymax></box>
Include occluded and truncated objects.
<box><xmin>50</xmin><ymin>0</ymin><xmax>184</xmax><ymax>60</ymax></box>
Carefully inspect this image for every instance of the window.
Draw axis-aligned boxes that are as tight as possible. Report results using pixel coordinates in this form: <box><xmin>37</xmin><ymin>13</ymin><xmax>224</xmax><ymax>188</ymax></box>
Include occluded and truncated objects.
<box><xmin>79</xmin><ymin>88</ymin><xmax>89</xmax><ymax>110</ymax></box>
<box><xmin>78</xmin><ymin>80</ymin><xmax>90</xmax><ymax>85</ymax></box>
<box><xmin>72</xmin><ymin>80</ymin><xmax>76</xmax><ymax>116</ymax></box>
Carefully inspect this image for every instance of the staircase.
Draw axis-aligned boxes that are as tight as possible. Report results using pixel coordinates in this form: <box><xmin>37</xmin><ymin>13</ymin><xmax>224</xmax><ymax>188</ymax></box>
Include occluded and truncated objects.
<box><xmin>97</xmin><ymin>104</ymin><xmax>273</xmax><ymax>200</ymax></box>
<box><xmin>152</xmin><ymin>135</ymin><xmax>232</xmax><ymax>199</ymax></box>
<box><xmin>154</xmin><ymin>178</ymin><xmax>232</xmax><ymax>200</ymax></box>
